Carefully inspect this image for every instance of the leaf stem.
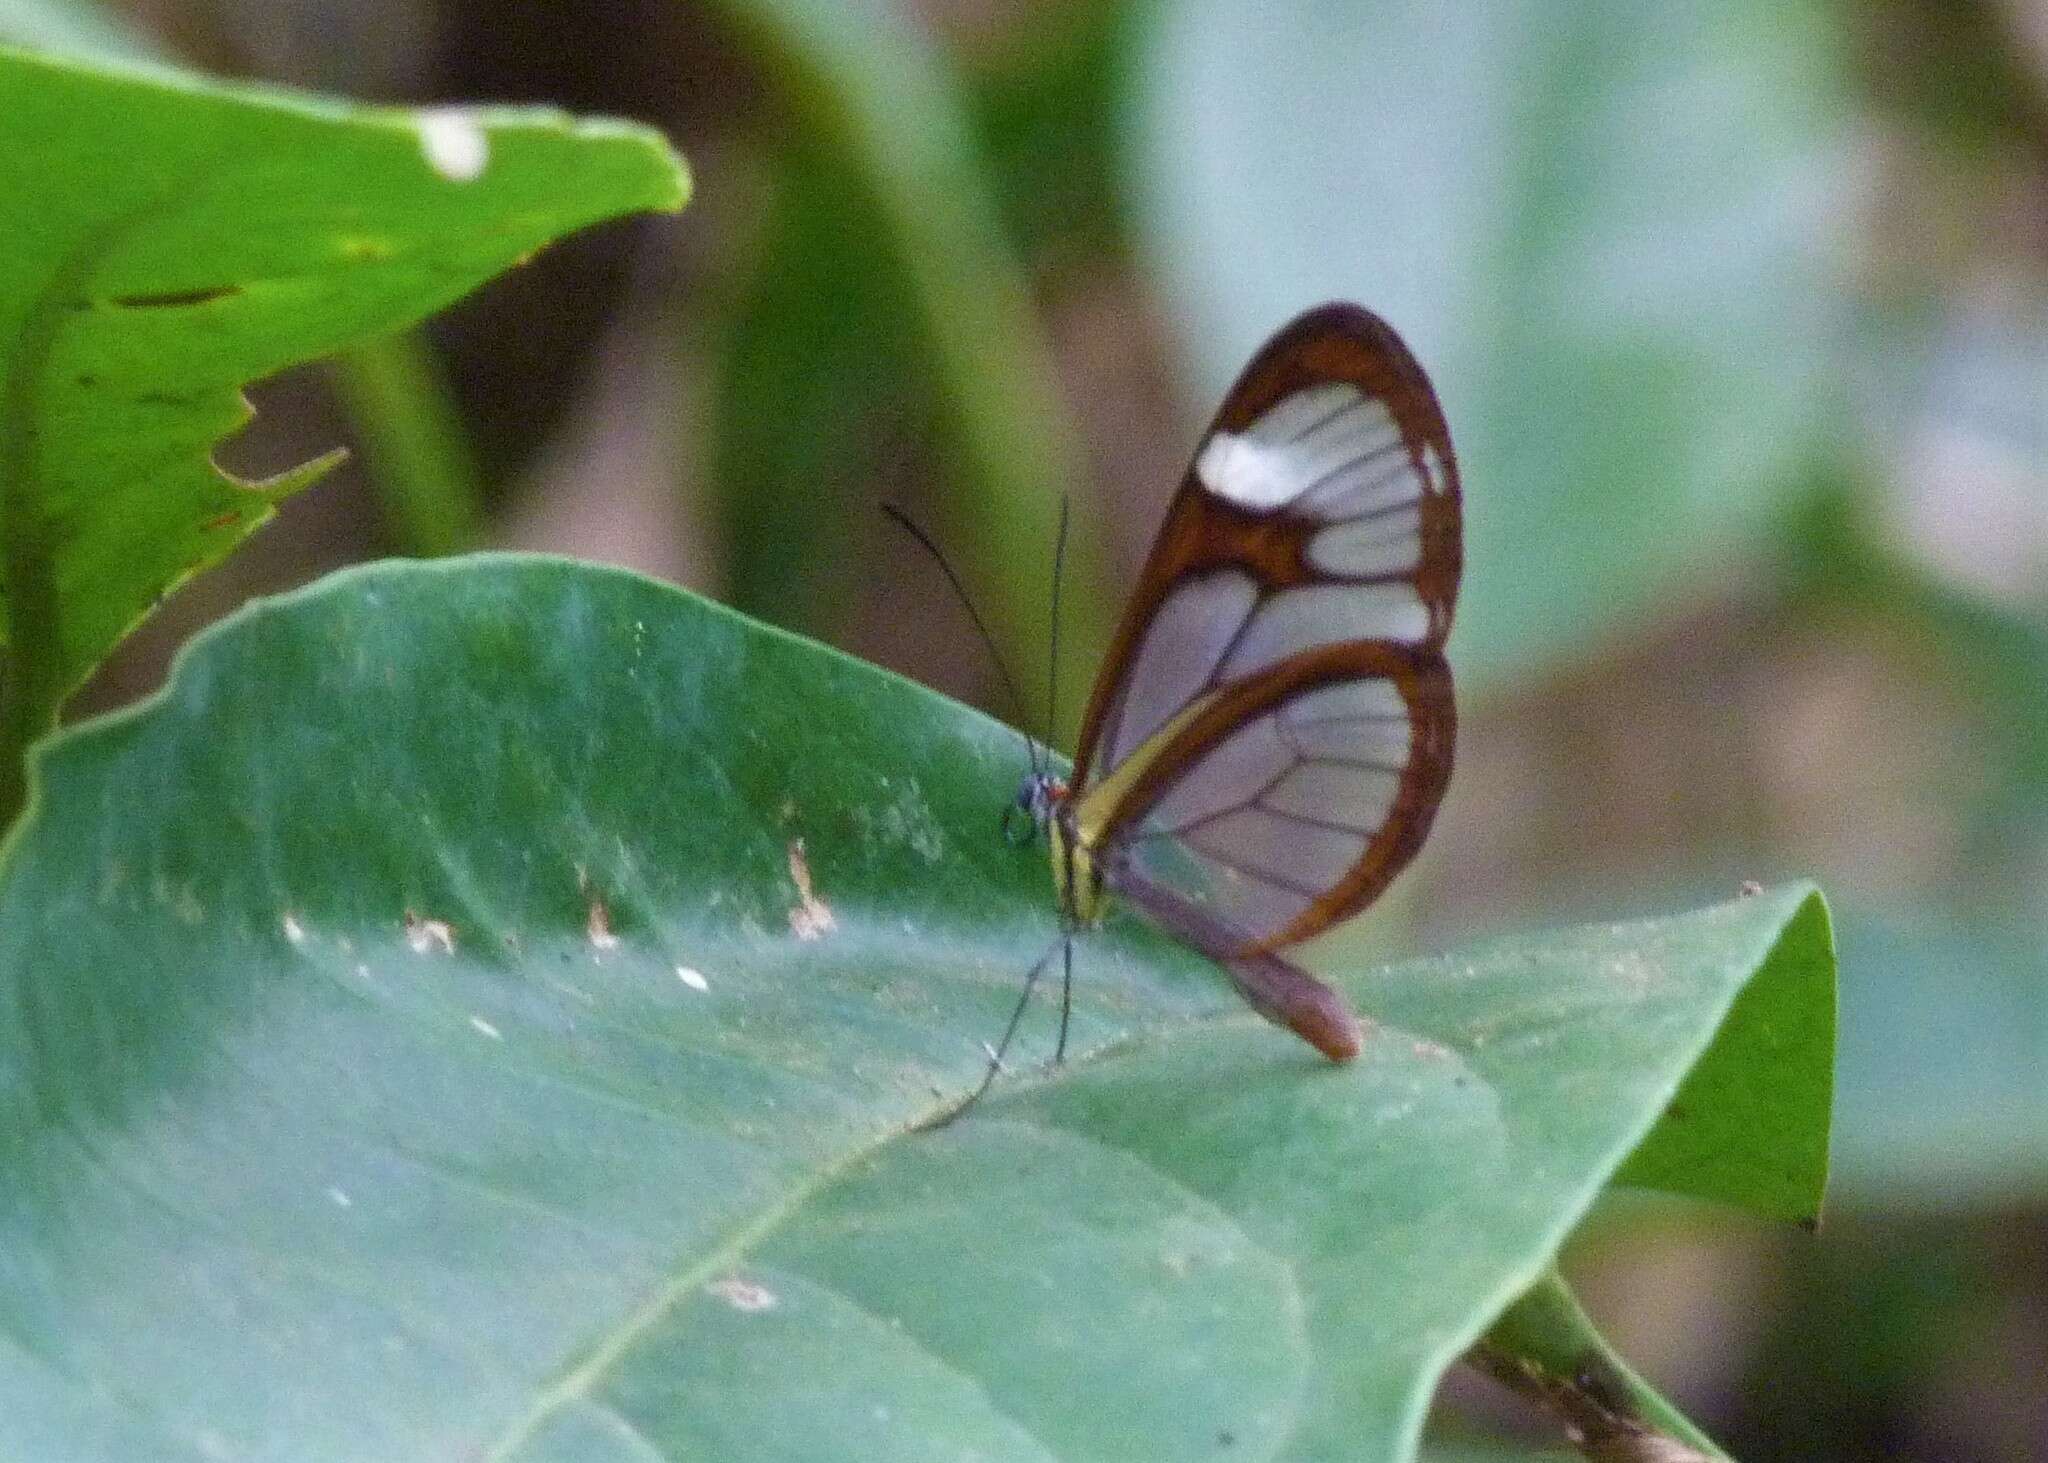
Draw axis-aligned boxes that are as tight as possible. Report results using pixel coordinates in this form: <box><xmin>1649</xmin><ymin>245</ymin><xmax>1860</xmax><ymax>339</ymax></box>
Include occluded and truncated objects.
<box><xmin>327</xmin><ymin>334</ymin><xmax>487</xmax><ymax>557</ymax></box>
<box><xmin>1467</xmin><ymin>1268</ymin><xmax>1731</xmax><ymax>1462</ymax></box>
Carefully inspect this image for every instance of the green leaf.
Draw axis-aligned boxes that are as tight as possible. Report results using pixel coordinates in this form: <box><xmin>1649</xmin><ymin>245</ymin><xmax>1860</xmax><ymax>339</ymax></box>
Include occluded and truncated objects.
<box><xmin>1124</xmin><ymin>0</ymin><xmax>1853</xmax><ymax>691</ymax></box>
<box><xmin>1612</xmin><ymin>890</ymin><xmax>1834</xmax><ymax>1222</ymax></box>
<box><xmin>0</xmin><ymin>46</ymin><xmax>686</xmax><ymax>818</ymax></box>
<box><xmin>0</xmin><ymin>558</ymin><xmax>1832</xmax><ymax>1459</ymax></box>
<box><xmin>0</xmin><ymin>18</ymin><xmax>496</xmax><ymax>566</ymax></box>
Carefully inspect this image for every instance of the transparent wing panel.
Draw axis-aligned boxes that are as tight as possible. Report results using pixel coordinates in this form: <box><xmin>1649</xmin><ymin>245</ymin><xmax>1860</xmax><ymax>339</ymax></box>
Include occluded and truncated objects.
<box><xmin>1107</xmin><ymin>673</ymin><xmax>1425</xmax><ymax>948</ymax></box>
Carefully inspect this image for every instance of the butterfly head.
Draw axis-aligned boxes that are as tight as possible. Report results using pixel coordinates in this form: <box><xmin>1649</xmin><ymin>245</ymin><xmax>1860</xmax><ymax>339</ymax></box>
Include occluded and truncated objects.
<box><xmin>1002</xmin><ymin>771</ymin><xmax>1067</xmax><ymax>847</ymax></box>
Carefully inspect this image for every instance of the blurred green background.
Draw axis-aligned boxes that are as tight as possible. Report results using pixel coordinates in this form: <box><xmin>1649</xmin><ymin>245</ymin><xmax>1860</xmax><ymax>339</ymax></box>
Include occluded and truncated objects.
<box><xmin>14</xmin><ymin>0</ymin><xmax>2047</xmax><ymax>1456</ymax></box>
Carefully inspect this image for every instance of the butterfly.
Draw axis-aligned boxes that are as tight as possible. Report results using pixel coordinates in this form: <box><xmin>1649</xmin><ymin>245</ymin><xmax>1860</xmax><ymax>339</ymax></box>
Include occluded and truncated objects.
<box><xmin>934</xmin><ymin>302</ymin><xmax>1460</xmax><ymax>1122</ymax></box>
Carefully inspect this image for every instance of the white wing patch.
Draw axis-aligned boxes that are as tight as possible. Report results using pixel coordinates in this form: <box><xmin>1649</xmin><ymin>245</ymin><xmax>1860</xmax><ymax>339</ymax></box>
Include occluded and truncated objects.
<box><xmin>1196</xmin><ymin>431</ymin><xmax>1301</xmax><ymax>510</ymax></box>
<box><xmin>1195</xmin><ymin>383</ymin><xmax>1433</xmax><ymax>525</ymax></box>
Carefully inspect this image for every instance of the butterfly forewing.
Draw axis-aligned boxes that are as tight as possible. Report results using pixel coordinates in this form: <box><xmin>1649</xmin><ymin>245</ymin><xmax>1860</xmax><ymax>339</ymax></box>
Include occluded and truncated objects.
<box><xmin>1070</xmin><ymin>304</ymin><xmax>1461</xmax><ymax>956</ymax></box>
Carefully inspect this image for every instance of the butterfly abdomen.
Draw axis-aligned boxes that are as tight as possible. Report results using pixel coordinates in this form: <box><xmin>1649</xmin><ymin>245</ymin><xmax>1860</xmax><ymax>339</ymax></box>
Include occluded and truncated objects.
<box><xmin>1112</xmin><ymin>871</ymin><xmax>1364</xmax><ymax>1061</ymax></box>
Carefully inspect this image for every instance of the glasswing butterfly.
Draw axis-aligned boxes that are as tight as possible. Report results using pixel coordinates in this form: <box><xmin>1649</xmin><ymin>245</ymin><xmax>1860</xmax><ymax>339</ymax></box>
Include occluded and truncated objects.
<box><xmin>934</xmin><ymin>301</ymin><xmax>1460</xmax><ymax>1123</ymax></box>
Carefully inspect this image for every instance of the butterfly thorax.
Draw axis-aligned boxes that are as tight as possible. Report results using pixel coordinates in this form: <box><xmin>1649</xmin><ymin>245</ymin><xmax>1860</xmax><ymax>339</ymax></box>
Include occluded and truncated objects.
<box><xmin>1011</xmin><ymin>771</ymin><xmax>1106</xmax><ymax>927</ymax></box>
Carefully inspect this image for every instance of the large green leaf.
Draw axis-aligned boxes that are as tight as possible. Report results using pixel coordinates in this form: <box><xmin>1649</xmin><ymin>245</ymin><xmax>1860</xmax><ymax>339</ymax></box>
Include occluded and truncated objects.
<box><xmin>0</xmin><ymin>558</ymin><xmax>1831</xmax><ymax>1459</ymax></box>
<box><xmin>0</xmin><ymin>47</ymin><xmax>685</xmax><ymax>815</ymax></box>
<box><xmin>1124</xmin><ymin>0</ymin><xmax>1852</xmax><ymax>692</ymax></box>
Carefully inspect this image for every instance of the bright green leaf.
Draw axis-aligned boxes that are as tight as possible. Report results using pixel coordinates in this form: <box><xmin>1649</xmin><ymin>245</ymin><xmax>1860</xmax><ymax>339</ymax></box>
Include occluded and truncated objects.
<box><xmin>0</xmin><ymin>558</ymin><xmax>1831</xmax><ymax>1459</ymax></box>
<box><xmin>1613</xmin><ymin>890</ymin><xmax>1834</xmax><ymax>1222</ymax></box>
<box><xmin>0</xmin><ymin>46</ymin><xmax>686</xmax><ymax>817</ymax></box>
<box><xmin>1125</xmin><ymin>0</ymin><xmax>1853</xmax><ymax>691</ymax></box>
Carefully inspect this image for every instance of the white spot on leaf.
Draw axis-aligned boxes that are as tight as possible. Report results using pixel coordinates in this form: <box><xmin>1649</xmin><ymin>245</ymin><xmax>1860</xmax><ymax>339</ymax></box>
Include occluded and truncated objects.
<box><xmin>676</xmin><ymin>965</ymin><xmax>710</xmax><ymax>992</ymax></box>
<box><xmin>470</xmin><ymin>1016</ymin><xmax>501</xmax><ymax>1040</ymax></box>
<box><xmin>281</xmin><ymin>912</ymin><xmax>307</xmax><ymax>945</ymax></box>
<box><xmin>417</xmin><ymin>109</ymin><xmax>488</xmax><ymax>181</ymax></box>
<box><xmin>405</xmin><ymin>911</ymin><xmax>456</xmax><ymax>954</ymax></box>
<box><xmin>587</xmin><ymin>899</ymin><xmax>620</xmax><ymax>951</ymax></box>
<box><xmin>709</xmin><ymin>1275</ymin><xmax>777</xmax><ymax>1312</ymax></box>
<box><xmin>786</xmin><ymin>840</ymin><xmax>836</xmax><ymax>940</ymax></box>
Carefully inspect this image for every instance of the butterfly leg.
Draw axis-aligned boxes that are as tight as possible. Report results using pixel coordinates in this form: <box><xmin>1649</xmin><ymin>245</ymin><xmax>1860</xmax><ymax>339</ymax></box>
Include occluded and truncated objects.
<box><xmin>918</xmin><ymin>937</ymin><xmax>1058</xmax><ymax>1130</ymax></box>
<box><xmin>1053</xmin><ymin>933</ymin><xmax>1074</xmax><ymax>1063</ymax></box>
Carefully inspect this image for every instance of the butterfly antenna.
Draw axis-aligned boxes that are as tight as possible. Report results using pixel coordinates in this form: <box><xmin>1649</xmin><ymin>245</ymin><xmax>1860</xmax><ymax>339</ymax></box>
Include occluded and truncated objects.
<box><xmin>879</xmin><ymin>503</ymin><xmax>1040</xmax><ymax>773</ymax></box>
<box><xmin>1045</xmin><ymin>494</ymin><xmax>1070</xmax><ymax>756</ymax></box>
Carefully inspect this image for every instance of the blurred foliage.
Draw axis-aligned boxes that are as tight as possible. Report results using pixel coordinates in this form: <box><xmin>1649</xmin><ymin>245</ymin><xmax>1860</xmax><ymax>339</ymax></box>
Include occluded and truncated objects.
<box><xmin>326</xmin><ymin>331</ymin><xmax>487</xmax><ymax>557</ymax></box>
<box><xmin>0</xmin><ymin>0</ymin><xmax>149</xmax><ymax>57</ymax></box>
<box><xmin>708</xmin><ymin>141</ymin><xmax>911</xmax><ymax>633</ymax></box>
<box><xmin>1</xmin><ymin>0</ymin><xmax>2045</xmax><ymax>1456</ymax></box>
<box><xmin>1128</xmin><ymin>0</ymin><xmax>1854</xmax><ymax>696</ymax></box>
<box><xmin>700</xmin><ymin>0</ymin><xmax>1112</xmax><ymax>741</ymax></box>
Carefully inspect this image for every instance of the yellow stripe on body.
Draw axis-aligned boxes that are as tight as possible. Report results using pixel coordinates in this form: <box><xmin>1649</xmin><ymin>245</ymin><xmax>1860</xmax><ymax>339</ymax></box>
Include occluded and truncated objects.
<box><xmin>1055</xmin><ymin>690</ymin><xmax>1223</xmax><ymax>925</ymax></box>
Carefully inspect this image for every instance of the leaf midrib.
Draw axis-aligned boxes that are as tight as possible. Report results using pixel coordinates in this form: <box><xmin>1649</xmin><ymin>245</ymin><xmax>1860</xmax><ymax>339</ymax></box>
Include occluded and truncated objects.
<box><xmin>480</xmin><ymin>1000</ymin><xmax>1261</xmax><ymax>1459</ymax></box>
